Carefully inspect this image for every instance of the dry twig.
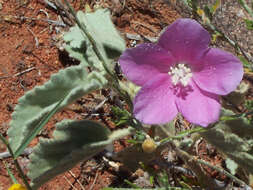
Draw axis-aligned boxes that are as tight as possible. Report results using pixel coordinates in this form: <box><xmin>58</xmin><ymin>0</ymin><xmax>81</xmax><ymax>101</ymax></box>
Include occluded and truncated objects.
<box><xmin>68</xmin><ymin>171</ymin><xmax>85</xmax><ymax>190</ymax></box>
<box><xmin>0</xmin><ymin>67</ymin><xmax>36</xmax><ymax>80</ymax></box>
<box><xmin>89</xmin><ymin>171</ymin><xmax>99</xmax><ymax>190</ymax></box>
<box><xmin>63</xmin><ymin>175</ymin><xmax>78</xmax><ymax>190</ymax></box>
<box><xmin>27</xmin><ymin>27</ymin><xmax>39</xmax><ymax>47</ymax></box>
<box><xmin>0</xmin><ymin>148</ymin><xmax>33</xmax><ymax>159</ymax></box>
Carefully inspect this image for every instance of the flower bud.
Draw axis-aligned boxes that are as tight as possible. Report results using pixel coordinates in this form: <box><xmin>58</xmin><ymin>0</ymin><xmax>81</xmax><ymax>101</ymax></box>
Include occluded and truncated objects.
<box><xmin>142</xmin><ymin>138</ymin><xmax>157</xmax><ymax>153</ymax></box>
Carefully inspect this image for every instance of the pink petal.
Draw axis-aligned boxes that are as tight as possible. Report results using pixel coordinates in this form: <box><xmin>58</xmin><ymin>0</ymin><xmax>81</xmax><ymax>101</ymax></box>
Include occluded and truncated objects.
<box><xmin>119</xmin><ymin>43</ymin><xmax>175</xmax><ymax>86</ymax></box>
<box><xmin>193</xmin><ymin>48</ymin><xmax>243</xmax><ymax>95</ymax></box>
<box><xmin>134</xmin><ymin>74</ymin><xmax>178</xmax><ymax>124</ymax></box>
<box><xmin>175</xmin><ymin>80</ymin><xmax>220</xmax><ymax>127</ymax></box>
<box><xmin>158</xmin><ymin>19</ymin><xmax>210</xmax><ymax>63</ymax></box>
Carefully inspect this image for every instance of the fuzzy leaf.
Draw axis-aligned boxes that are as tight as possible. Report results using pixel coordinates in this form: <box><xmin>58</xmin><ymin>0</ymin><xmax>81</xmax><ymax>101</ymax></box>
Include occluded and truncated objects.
<box><xmin>28</xmin><ymin>120</ymin><xmax>111</xmax><ymax>189</ymax></box>
<box><xmin>63</xmin><ymin>26</ymin><xmax>88</xmax><ymax>66</ymax></box>
<box><xmin>77</xmin><ymin>9</ymin><xmax>125</xmax><ymax>59</ymax></box>
<box><xmin>14</xmin><ymin>97</ymin><xmax>64</xmax><ymax>158</ymax></box>
<box><xmin>200</xmin><ymin>117</ymin><xmax>253</xmax><ymax>173</ymax></box>
<box><xmin>225</xmin><ymin>158</ymin><xmax>238</xmax><ymax>175</ymax></box>
<box><xmin>8</xmin><ymin>65</ymin><xmax>107</xmax><ymax>153</ymax></box>
<box><xmin>28</xmin><ymin>122</ymin><xmax>134</xmax><ymax>189</ymax></box>
<box><xmin>64</xmin><ymin>9</ymin><xmax>125</xmax><ymax>68</ymax></box>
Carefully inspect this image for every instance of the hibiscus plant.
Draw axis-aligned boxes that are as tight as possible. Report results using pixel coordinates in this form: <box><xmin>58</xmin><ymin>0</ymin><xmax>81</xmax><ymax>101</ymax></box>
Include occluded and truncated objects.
<box><xmin>2</xmin><ymin>1</ymin><xmax>253</xmax><ymax>190</ymax></box>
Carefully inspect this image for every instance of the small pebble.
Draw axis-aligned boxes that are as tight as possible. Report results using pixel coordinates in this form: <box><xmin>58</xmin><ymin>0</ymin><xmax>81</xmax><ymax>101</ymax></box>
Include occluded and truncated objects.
<box><xmin>236</xmin><ymin>9</ymin><xmax>245</xmax><ymax>18</ymax></box>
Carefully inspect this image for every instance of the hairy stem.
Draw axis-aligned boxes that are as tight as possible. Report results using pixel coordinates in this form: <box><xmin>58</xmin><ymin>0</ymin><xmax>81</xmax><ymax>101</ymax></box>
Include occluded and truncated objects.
<box><xmin>0</xmin><ymin>134</ymin><xmax>32</xmax><ymax>190</ymax></box>
<box><xmin>63</xmin><ymin>0</ymin><xmax>133</xmax><ymax>110</ymax></box>
<box><xmin>196</xmin><ymin>158</ymin><xmax>249</xmax><ymax>187</ymax></box>
<box><xmin>157</xmin><ymin>126</ymin><xmax>249</xmax><ymax>188</ymax></box>
<box><xmin>238</xmin><ymin>0</ymin><xmax>253</xmax><ymax>18</ymax></box>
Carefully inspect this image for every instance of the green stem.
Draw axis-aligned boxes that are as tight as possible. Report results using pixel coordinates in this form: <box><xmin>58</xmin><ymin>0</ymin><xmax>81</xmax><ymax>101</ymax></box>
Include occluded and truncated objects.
<box><xmin>196</xmin><ymin>158</ymin><xmax>249</xmax><ymax>187</ymax></box>
<box><xmin>63</xmin><ymin>0</ymin><xmax>133</xmax><ymax>110</ymax></box>
<box><xmin>159</xmin><ymin>127</ymin><xmax>206</xmax><ymax>145</ymax></box>
<box><xmin>238</xmin><ymin>0</ymin><xmax>253</xmax><ymax>18</ymax></box>
<box><xmin>3</xmin><ymin>161</ymin><xmax>18</xmax><ymax>184</ymax></box>
<box><xmin>112</xmin><ymin>82</ymin><xmax>133</xmax><ymax>111</ymax></box>
<box><xmin>124</xmin><ymin>179</ymin><xmax>141</xmax><ymax>188</ymax></box>
<box><xmin>108</xmin><ymin>126</ymin><xmax>136</xmax><ymax>141</ymax></box>
<box><xmin>0</xmin><ymin>134</ymin><xmax>32</xmax><ymax>190</ymax></box>
<box><xmin>157</xmin><ymin>119</ymin><xmax>249</xmax><ymax>188</ymax></box>
<box><xmin>220</xmin><ymin>109</ymin><xmax>253</xmax><ymax>121</ymax></box>
<box><xmin>63</xmin><ymin>2</ymin><xmax>105</xmax><ymax>67</ymax></box>
<box><xmin>174</xmin><ymin>146</ymin><xmax>220</xmax><ymax>188</ymax></box>
<box><xmin>165</xmin><ymin>134</ymin><xmax>249</xmax><ymax>188</ymax></box>
<box><xmin>14</xmin><ymin>159</ymin><xmax>32</xmax><ymax>190</ymax></box>
<box><xmin>63</xmin><ymin>0</ymin><xmax>111</xmax><ymax>75</ymax></box>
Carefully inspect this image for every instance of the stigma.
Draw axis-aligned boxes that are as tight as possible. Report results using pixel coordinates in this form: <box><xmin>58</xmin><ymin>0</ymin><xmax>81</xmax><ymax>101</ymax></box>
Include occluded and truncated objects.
<box><xmin>168</xmin><ymin>63</ymin><xmax>193</xmax><ymax>86</ymax></box>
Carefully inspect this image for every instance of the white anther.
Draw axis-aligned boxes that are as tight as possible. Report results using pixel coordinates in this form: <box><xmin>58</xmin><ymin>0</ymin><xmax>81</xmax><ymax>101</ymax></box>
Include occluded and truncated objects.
<box><xmin>168</xmin><ymin>63</ymin><xmax>193</xmax><ymax>86</ymax></box>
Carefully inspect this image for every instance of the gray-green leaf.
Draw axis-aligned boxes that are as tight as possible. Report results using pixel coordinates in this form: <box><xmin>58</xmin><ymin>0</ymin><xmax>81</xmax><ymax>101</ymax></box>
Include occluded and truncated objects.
<box><xmin>64</xmin><ymin>9</ymin><xmax>126</xmax><ymax>69</ymax></box>
<box><xmin>63</xmin><ymin>26</ymin><xmax>88</xmax><ymax>66</ymax></box>
<box><xmin>200</xmin><ymin>117</ymin><xmax>253</xmax><ymax>174</ymax></box>
<box><xmin>28</xmin><ymin>120</ymin><xmax>111</xmax><ymax>189</ymax></box>
<box><xmin>225</xmin><ymin>158</ymin><xmax>238</xmax><ymax>175</ymax></box>
<box><xmin>8</xmin><ymin>64</ymin><xmax>107</xmax><ymax>153</ymax></box>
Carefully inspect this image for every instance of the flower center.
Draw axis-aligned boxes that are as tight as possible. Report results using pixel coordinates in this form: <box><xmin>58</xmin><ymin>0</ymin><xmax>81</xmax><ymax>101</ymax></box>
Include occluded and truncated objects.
<box><xmin>168</xmin><ymin>63</ymin><xmax>193</xmax><ymax>86</ymax></box>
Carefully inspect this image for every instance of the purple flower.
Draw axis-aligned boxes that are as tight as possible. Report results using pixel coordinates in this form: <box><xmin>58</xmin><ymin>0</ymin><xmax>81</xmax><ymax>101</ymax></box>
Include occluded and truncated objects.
<box><xmin>119</xmin><ymin>19</ymin><xmax>243</xmax><ymax>127</ymax></box>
